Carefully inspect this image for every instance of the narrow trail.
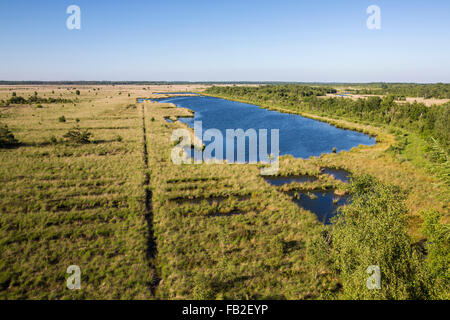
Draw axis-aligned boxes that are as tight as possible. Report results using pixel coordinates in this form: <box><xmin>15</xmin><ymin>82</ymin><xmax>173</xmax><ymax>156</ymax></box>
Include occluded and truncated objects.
<box><xmin>141</xmin><ymin>104</ymin><xmax>160</xmax><ymax>296</ymax></box>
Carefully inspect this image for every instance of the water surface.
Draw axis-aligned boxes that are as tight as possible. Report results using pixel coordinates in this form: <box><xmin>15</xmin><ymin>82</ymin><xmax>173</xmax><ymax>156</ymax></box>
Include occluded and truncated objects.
<box><xmin>321</xmin><ymin>168</ymin><xmax>351</xmax><ymax>183</ymax></box>
<box><xmin>263</xmin><ymin>175</ymin><xmax>318</xmax><ymax>186</ymax></box>
<box><xmin>288</xmin><ymin>191</ymin><xmax>350</xmax><ymax>224</ymax></box>
<box><xmin>156</xmin><ymin>96</ymin><xmax>375</xmax><ymax>161</ymax></box>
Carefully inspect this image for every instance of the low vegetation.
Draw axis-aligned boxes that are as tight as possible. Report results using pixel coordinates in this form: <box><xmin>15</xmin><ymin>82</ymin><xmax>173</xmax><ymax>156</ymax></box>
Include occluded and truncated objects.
<box><xmin>0</xmin><ymin>84</ymin><xmax>448</xmax><ymax>300</ymax></box>
<box><xmin>0</xmin><ymin>124</ymin><xmax>18</xmax><ymax>148</ymax></box>
<box><xmin>63</xmin><ymin>126</ymin><xmax>92</xmax><ymax>144</ymax></box>
<box><xmin>348</xmin><ymin>83</ymin><xmax>450</xmax><ymax>99</ymax></box>
<box><xmin>307</xmin><ymin>175</ymin><xmax>443</xmax><ymax>299</ymax></box>
<box><xmin>205</xmin><ymin>85</ymin><xmax>450</xmax><ymax>186</ymax></box>
<box><xmin>0</xmin><ymin>92</ymin><xmax>72</xmax><ymax>107</ymax></box>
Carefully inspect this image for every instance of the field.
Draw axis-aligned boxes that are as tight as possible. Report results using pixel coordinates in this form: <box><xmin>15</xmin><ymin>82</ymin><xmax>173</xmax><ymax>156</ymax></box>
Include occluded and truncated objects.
<box><xmin>323</xmin><ymin>93</ymin><xmax>450</xmax><ymax>106</ymax></box>
<box><xmin>0</xmin><ymin>84</ymin><xmax>448</xmax><ymax>299</ymax></box>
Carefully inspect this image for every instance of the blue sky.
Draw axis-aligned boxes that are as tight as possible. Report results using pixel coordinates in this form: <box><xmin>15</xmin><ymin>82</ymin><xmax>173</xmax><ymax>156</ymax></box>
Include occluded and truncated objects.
<box><xmin>0</xmin><ymin>0</ymin><xmax>449</xmax><ymax>82</ymax></box>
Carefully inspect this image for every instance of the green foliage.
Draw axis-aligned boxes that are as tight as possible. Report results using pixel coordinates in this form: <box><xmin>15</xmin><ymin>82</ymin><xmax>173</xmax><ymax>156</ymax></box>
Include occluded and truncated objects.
<box><xmin>421</xmin><ymin>210</ymin><xmax>450</xmax><ymax>299</ymax></box>
<box><xmin>75</xmin><ymin>90</ymin><xmax>80</xmax><ymax>95</ymax></box>
<box><xmin>329</xmin><ymin>175</ymin><xmax>426</xmax><ymax>299</ymax></box>
<box><xmin>192</xmin><ymin>273</ymin><xmax>215</xmax><ymax>299</ymax></box>
<box><xmin>7</xmin><ymin>96</ymin><xmax>27</xmax><ymax>104</ymax></box>
<box><xmin>4</xmin><ymin>94</ymin><xmax>71</xmax><ymax>106</ymax></box>
<box><xmin>58</xmin><ymin>115</ymin><xmax>66</xmax><ymax>123</ymax></box>
<box><xmin>49</xmin><ymin>135</ymin><xmax>58</xmax><ymax>144</ymax></box>
<box><xmin>424</xmin><ymin>137</ymin><xmax>449</xmax><ymax>185</ymax></box>
<box><xmin>306</xmin><ymin>230</ymin><xmax>332</xmax><ymax>278</ymax></box>
<box><xmin>63</xmin><ymin>125</ymin><xmax>92</xmax><ymax>144</ymax></box>
<box><xmin>352</xmin><ymin>83</ymin><xmax>450</xmax><ymax>99</ymax></box>
<box><xmin>0</xmin><ymin>124</ymin><xmax>18</xmax><ymax>148</ymax></box>
<box><xmin>207</xmin><ymin>84</ymin><xmax>336</xmax><ymax>102</ymax></box>
<box><xmin>206</xmin><ymin>85</ymin><xmax>450</xmax><ymax>159</ymax></box>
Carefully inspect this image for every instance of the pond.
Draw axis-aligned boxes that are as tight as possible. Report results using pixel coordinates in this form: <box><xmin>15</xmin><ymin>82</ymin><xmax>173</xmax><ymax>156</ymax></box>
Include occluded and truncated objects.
<box><xmin>288</xmin><ymin>190</ymin><xmax>350</xmax><ymax>224</ymax></box>
<box><xmin>154</xmin><ymin>95</ymin><xmax>375</xmax><ymax>161</ymax></box>
<box><xmin>263</xmin><ymin>175</ymin><xmax>350</xmax><ymax>224</ymax></box>
<box><xmin>320</xmin><ymin>168</ymin><xmax>351</xmax><ymax>183</ymax></box>
<box><xmin>263</xmin><ymin>175</ymin><xmax>318</xmax><ymax>186</ymax></box>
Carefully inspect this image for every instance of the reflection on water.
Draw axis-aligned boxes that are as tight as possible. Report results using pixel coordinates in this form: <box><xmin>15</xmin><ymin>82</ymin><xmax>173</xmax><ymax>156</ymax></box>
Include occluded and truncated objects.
<box><xmin>263</xmin><ymin>174</ymin><xmax>350</xmax><ymax>224</ymax></box>
<box><xmin>156</xmin><ymin>95</ymin><xmax>375</xmax><ymax>161</ymax></box>
<box><xmin>321</xmin><ymin>168</ymin><xmax>351</xmax><ymax>183</ymax></box>
<box><xmin>263</xmin><ymin>175</ymin><xmax>318</xmax><ymax>186</ymax></box>
<box><xmin>288</xmin><ymin>190</ymin><xmax>350</xmax><ymax>224</ymax></box>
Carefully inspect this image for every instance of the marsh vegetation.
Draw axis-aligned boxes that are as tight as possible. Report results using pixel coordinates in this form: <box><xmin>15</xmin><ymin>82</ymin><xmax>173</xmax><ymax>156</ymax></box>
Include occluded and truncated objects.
<box><xmin>0</xmin><ymin>84</ymin><xmax>448</xmax><ymax>299</ymax></box>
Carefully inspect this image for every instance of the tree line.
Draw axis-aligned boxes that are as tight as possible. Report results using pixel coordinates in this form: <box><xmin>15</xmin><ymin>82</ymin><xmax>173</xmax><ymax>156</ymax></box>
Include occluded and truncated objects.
<box><xmin>349</xmin><ymin>83</ymin><xmax>450</xmax><ymax>99</ymax></box>
<box><xmin>0</xmin><ymin>92</ymin><xmax>72</xmax><ymax>107</ymax></box>
<box><xmin>205</xmin><ymin>85</ymin><xmax>449</xmax><ymax>153</ymax></box>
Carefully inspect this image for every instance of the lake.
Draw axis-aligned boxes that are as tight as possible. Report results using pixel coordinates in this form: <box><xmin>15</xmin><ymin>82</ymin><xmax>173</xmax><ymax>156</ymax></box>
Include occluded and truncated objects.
<box><xmin>155</xmin><ymin>95</ymin><xmax>375</xmax><ymax>160</ymax></box>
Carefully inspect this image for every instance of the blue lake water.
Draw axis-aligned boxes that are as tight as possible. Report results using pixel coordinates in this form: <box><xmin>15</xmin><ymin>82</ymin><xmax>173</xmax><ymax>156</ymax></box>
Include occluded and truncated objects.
<box><xmin>263</xmin><ymin>175</ymin><xmax>350</xmax><ymax>224</ymax></box>
<box><xmin>155</xmin><ymin>95</ymin><xmax>375</xmax><ymax>160</ymax></box>
<box><xmin>263</xmin><ymin>175</ymin><xmax>318</xmax><ymax>186</ymax></box>
<box><xmin>321</xmin><ymin>168</ymin><xmax>351</xmax><ymax>183</ymax></box>
<box><xmin>288</xmin><ymin>190</ymin><xmax>350</xmax><ymax>224</ymax></box>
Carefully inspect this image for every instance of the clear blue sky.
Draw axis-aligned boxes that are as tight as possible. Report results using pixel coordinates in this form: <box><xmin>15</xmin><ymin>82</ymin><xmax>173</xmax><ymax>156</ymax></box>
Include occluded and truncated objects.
<box><xmin>0</xmin><ymin>0</ymin><xmax>449</xmax><ymax>82</ymax></box>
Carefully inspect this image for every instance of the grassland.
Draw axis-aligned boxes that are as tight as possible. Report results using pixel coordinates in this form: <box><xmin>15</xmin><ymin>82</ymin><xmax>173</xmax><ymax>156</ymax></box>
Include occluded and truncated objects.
<box><xmin>0</xmin><ymin>85</ymin><xmax>159</xmax><ymax>298</ymax></box>
<box><xmin>0</xmin><ymin>84</ymin><xmax>448</xmax><ymax>299</ymax></box>
<box><xmin>202</xmin><ymin>90</ymin><xmax>449</xmax><ymax>236</ymax></box>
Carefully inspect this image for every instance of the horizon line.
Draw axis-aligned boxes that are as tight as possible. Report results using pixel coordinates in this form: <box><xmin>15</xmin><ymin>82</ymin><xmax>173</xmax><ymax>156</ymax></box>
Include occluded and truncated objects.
<box><xmin>1</xmin><ymin>80</ymin><xmax>449</xmax><ymax>85</ymax></box>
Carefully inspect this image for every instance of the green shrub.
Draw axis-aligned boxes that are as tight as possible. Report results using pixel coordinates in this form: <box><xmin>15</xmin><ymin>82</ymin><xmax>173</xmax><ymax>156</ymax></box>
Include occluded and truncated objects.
<box><xmin>58</xmin><ymin>115</ymin><xmax>66</xmax><ymax>123</ymax></box>
<box><xmin>36</xmin><ymin>104</ymin><xmax>43</xmax><ymax>109</ymax></box>
<box><xmin>0</xmin><ymin>124</ymin><xmax>19</xmax><ymax>148</ymax></box>
<box><xmin>63</xmin><ymin>126</ymin><xmax>92</xmax><ymax>144</ymax></box>
<box><xmin>192</xmin><ymin>273</ymin><xmax>215</xmax><ymax>299</ymax></box>
<box><xmin>421</xmin><ymin>210</ymin><xmax>450</xmax><ymax>299</ymax></box>
<box><xmin>329</xmin><ymin>175</ymin><xmax>426</xmax><ymax>299</ymax></box>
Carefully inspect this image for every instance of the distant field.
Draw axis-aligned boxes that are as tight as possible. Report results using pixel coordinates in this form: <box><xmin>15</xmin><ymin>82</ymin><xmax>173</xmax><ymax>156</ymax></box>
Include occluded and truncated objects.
<box><xmin>323</xmin><ymin>93</ymin><xmax>450</xmax><ymax>106</ymax></box>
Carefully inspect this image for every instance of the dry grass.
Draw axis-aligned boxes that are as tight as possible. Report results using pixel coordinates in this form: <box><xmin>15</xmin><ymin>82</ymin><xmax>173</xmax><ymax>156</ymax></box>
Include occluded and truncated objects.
<box><xmin>0</xmin><ymin>84</ymin><xmax>447</xmax><ymax>299</ymax></box>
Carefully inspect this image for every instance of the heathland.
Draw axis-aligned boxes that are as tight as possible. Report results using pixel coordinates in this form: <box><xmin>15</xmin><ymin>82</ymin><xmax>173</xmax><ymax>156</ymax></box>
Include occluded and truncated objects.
<box><xmin>0</xmin><ymin>83</ymin><xmax>448</xmax><ymax>299</ymax></box>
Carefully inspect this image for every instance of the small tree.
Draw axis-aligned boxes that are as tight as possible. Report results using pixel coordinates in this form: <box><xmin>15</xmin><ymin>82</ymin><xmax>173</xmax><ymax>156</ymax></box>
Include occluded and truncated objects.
<box><xmin>0</xmin><ymin>124</ymin><xmax>19</xmax><ymax>148</ymax></box>
<box><xmin>75</xmin><ymin>90</ymin><xmax>80</xmax><ymax>96</ymax></box>
<box><xmin>329</xmin><ymin>175</ymin><xmax>426</xmax><ymax>299</ymax></box>
<box><xmin>63</xmin><ymin>125</ymin><xmax>91</xmax><ymax>144</ymax></box>
<box><xmin>421</xmin><ymin>210</ymin><xmax>450</xmax><ymax>299</ymax></box>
